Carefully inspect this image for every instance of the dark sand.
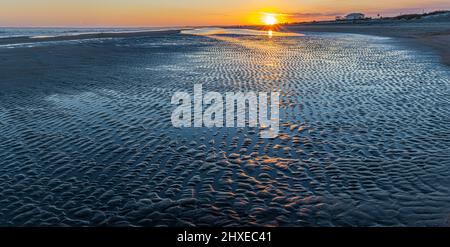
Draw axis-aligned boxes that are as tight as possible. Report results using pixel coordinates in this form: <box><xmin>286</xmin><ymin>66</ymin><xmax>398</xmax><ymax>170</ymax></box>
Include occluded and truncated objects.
<box><xmin>0</xmin><ymin>29</ymin><xmax>181</xmax><ymax>46</ymax></box>
<box><xmin>0</xmin><ymin>29</ymin><xmax>449</xmax><ymax>226</ymax></box>
<box><xmin>284</xmin><ymin>21</ymin><xmax>450</xmax><ymax>66</ymax></box>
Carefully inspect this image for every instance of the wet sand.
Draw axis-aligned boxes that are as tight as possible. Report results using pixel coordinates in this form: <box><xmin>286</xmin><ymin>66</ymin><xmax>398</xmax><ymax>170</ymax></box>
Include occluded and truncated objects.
<box><xmin>284</xmin><ymin>21</ymin><xmax>450</xmax><ymax>66</ymax></box>
<box><xmin>0</xmin><ymin>29</ymin><xmax>181</xmax><ymax>46</ymax></box>
<box><xmin>0</xmin><ymin>30</ymin><xmax>449</xmax><ymax>226</ymax></box>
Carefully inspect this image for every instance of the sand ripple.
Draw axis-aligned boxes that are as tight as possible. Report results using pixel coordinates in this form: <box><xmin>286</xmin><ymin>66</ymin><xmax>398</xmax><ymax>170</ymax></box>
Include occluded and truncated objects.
<box><xmin>0</xmin><ymin>32</ymin><xmax>449</xmax><ymax>226</ymax></box>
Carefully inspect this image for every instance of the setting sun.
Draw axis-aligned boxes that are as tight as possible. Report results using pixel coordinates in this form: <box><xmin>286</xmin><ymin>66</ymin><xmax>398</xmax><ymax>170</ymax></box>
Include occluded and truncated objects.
<box><xmin>263</xmin><ymin>14</ymin><xmax>277</xmax><ymax>25</ymax></box>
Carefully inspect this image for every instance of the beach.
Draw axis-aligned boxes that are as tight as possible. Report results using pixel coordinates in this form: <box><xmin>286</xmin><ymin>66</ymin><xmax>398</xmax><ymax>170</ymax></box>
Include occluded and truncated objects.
<box><xmin>284</xmin><ymin>20</ymin><xmax>450</xmax><ymax>66</ymax></box>
<box><xmin>0</xmin><ymin>29</ymin><xmax>182</xmax><ymax>46</ymax></box>
<box><xmin>0</xmin><ymin>27</ymin><xmax>449</xmax><ymax>226</ymax></box>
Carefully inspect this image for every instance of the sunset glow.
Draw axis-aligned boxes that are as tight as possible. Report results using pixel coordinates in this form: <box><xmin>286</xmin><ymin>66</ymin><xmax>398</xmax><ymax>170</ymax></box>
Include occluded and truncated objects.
<box><xmin>0</xmin><ymin>1</ymin><xmax>448</xmax><ymax>27</ymax></box>
<box><xmin>263</xmin><ymin>14</ymin><xmax>278</xmax><ymax>25</ymax></box>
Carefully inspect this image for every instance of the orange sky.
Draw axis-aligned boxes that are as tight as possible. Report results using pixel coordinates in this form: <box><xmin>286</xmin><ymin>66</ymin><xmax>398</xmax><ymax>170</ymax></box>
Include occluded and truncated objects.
<box><xmin>0</xmin><ymin>0</ymin><xmax>449</xmax><ymax>27</ymax></box>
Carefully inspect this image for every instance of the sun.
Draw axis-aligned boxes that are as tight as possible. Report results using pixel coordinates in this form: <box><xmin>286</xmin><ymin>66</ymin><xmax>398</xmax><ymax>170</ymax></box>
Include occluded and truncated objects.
<box><xmin>263</xmin><ymin>14</ymin><xmax>277</xmax><ymax>25</ymax></box>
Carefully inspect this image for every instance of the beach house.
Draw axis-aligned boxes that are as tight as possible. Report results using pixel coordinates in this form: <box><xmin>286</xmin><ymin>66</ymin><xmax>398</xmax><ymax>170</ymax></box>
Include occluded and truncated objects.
<box><xmin>345</xmin><ymin>13</ymin><xmax>365</xmax><ymax>20</ymax></box>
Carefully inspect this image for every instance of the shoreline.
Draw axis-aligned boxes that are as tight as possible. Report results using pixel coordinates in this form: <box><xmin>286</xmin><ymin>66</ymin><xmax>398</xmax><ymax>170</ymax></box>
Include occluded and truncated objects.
<box><xmin>0</xmin><ymin>29</ymin><xmax>182</xmax><ymax>45</ymax></box>
<box><xmin>2</xmin><ymin>23</ymin><xmax>449</xmax><ymax>67</ymax></box>
<box><xmin>1</xmin><ymin>22</ymin><xmax>450</xmax><ymax>227</ymax></box>
<box><xmin>282</xmin><ymin>21</ymin><xmax>450</xmax><ymax>66</ymax></box>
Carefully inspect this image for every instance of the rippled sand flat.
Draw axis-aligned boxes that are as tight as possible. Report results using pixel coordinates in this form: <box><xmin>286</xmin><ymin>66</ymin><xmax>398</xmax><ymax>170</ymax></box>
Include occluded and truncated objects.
<box><xmin>0</xmin><ymin>31</ymin><xmax>449</xmax><ymax>226</ymax></box>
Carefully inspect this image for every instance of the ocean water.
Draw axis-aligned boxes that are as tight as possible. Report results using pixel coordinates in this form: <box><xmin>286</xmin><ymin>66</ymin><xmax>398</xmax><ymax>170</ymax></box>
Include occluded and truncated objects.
<box><xmin>0</xmin><ymin>27</ymin><xmax>172</xmax><ymax>38</ymax></box>
<box><xmin>0</xmin><ymin>29</ymin><xmax>449</xmax><ymax>226</ymax></box>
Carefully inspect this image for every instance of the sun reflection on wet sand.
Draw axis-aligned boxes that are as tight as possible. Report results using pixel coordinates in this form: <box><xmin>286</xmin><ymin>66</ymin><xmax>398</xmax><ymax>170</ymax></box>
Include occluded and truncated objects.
<box><xmin>181</xmin><ymin>28</ymin><xmax>303</xmax><ymax>37</ymax></box>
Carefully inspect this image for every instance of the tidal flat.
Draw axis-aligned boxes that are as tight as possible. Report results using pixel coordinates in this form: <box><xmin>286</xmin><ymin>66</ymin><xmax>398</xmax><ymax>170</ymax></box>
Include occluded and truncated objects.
<box><xmin>0</xmin><ymin>29</ymin><xmax>449</xmax><ymax>226</ymax></box>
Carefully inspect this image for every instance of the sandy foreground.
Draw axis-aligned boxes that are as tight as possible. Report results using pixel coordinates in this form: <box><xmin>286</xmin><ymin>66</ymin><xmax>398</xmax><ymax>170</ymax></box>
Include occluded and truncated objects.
<box><xmin>1</xmin><ymin>29</ymin><xmax>449</xmax><ymax>226</ymax></box>
<box><xmin>283</xmin><ymin>21</ymin><xmax>450</xmax><ymax>66</ymax></box>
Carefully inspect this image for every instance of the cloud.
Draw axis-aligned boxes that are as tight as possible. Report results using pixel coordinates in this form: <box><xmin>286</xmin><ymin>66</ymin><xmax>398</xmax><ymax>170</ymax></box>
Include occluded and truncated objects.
<box><xmin>278</xmin><ymin>12</ymin><xmax>347</xmax><ymax>21</ymax></box>
<box><xmin>285</xmin><ymin>12</ymin><xmax>346</xmax><ymax>18</ymax></box>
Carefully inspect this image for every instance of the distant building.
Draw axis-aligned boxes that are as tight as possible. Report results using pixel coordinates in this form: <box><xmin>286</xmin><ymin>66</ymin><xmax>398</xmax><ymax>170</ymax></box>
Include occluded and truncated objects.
<box><xmin>345</xmin><ymin>13</ymin><xmax>365</xmax><ymax>20</ymax></box>
<box><xmin>335</xmin><ymin>16</ymin><xmax>343</xmax><ymax>21</ymax></box>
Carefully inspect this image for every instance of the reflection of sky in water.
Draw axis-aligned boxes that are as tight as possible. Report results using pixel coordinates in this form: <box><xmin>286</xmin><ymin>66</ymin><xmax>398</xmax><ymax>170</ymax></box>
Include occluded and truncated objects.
<box><xmin>182</xmin><ymin>28</ymin><xmax>303</xmax><ymax>37</ymax></box>
<box><xmin>1</xmin><ymin>31</ymin><xmax>449</xmax><ymax>226</ymax></box>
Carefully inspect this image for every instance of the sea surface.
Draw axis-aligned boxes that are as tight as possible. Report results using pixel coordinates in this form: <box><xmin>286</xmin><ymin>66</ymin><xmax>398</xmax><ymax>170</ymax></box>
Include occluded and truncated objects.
<box><xmin>0</xmin><ymin>27</ymin><xmax>174</xmax><ymax>38</ymax></box>
<box><xmin>0</xmin><ymin>28</ymin><xmax>449</xmax><ymax>226</ymax></box>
